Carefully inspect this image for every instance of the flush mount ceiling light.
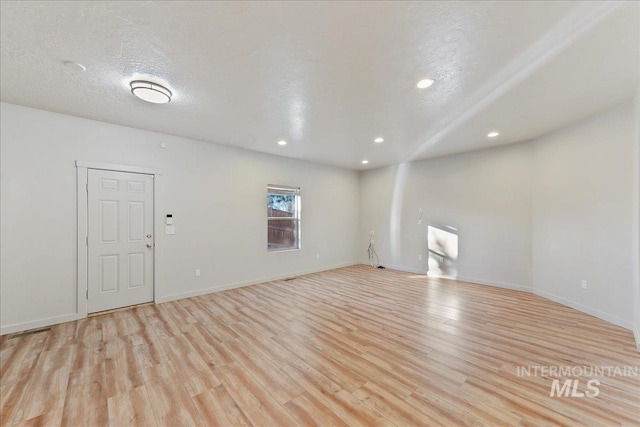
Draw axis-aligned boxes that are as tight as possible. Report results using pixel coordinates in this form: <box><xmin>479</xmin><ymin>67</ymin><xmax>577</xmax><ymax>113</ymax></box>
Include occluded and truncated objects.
<box><xmin>374</xmin><ymin>137</ymin><xmax>384</xmax><ymax>143</ymax></box>
<box><xmin>278</xmin><ymin>140</ymin><xmax>287</xmax><ymax>146</ymax></box>
<box><xmin>361</xmin><ymin>160</ymin><xmax>369</xmax><ymax>164</ymax></box>
<box><xmin>130</xmin><ymin>80</ymin><xmax>172</xmax><ymax>104</ymax></box>
<box><xmin>416</xmin><ymin>78</ymin><xmax>435</xmax><ymax>89</ymax></box>
<box><xmin>487</xmin><ymin>131</ymin><xmax>500</xmax><ymax>138</ymax></box>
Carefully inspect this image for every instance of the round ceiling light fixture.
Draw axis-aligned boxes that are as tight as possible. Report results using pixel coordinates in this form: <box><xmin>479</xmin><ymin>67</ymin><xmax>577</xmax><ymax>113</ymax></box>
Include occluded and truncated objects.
<box><xmin>361</xmin><ymin>160</ymin><xmax>369</xmax><ymax>164</ymax></box>
<box><xmin>278</xmin><ymin>140</ymin><xmax>287</xmax><ymax>146</ymax></box>
<box><xmin>487</xmin><ymin>131</ymin><xmax>500</xmax><ymax>138</ymax></box>
<box><xmin>130</xmin><ymin>80</ymin><xmax>172</xmax><ymax>104</ymax></box>
<box><xmin>374</xmin><ymin>137</ymin><xmax>384</xmax><ymax>143</ymax></box>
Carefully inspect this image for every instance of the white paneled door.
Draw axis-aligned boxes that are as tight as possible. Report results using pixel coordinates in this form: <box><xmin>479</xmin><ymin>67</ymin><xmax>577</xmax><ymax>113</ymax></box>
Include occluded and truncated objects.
<box><xmin>87</xmin><ymin>169</ymin><xmax>154</xmax><ymax>313</ymax></box>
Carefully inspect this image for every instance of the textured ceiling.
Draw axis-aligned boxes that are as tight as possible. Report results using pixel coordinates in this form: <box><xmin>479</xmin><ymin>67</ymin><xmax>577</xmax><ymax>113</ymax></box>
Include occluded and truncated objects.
<box><xmin>1</xmin><ymin>1</ymin><xmax>638</xmax><ymax>169</ymax></box>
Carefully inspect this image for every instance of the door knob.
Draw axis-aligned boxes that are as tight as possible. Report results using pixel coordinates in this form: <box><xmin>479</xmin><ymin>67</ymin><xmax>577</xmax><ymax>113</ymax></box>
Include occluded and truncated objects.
<box><xmin>146</xmin><ymin>244</ymin><xmax>152</xmax><ymax>248</ymax></box>
<box><xmin>146</xmin><ymin>234</ymin><xmax>152</xmax><ymax>238</ymax></box>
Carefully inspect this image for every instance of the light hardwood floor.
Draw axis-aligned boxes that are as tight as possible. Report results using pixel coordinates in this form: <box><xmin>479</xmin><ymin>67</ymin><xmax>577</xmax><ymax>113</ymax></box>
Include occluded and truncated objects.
<box><xmin>1</xmin><ymin>265</ymin><xmax>639</xmax><ymax>426</ymax></box>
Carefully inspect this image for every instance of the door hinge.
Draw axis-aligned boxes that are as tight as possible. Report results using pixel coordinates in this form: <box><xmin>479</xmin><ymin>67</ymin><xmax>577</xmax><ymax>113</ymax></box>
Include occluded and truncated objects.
<box><xmin>86</xmin><ymin>289</ymin><xmax>88</xmax><ymax>299</ymax></box>
<box><xmin>86</xmin><ymin>237</ymin><xmax>88</xmax><ymax>246</ymax></box>
<box><xmin>86</xmin><ymin>183</ymin><xmax>88</xmax><ymax>192</ymax></box>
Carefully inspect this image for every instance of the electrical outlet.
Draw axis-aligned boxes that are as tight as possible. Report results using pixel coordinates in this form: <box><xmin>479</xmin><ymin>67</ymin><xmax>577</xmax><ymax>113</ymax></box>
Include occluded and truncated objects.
<box><xmin>317</xmin><ymin>253</ymin><xmax>320</xmax><ymax>259</ymax></box>
<box><xmin>195</xmin><ymin>269</ymin><xmax>201</xmax><ymax>277</ymax></box>
<box><xmin>581</xmin><ymin>280</ymin><xmax>587</xmax><ymax>289</ymax></box>
<box><xmin>418</xmin><ymin>254</ymin><xmax>422</xmax><ymax>261</ymax></box>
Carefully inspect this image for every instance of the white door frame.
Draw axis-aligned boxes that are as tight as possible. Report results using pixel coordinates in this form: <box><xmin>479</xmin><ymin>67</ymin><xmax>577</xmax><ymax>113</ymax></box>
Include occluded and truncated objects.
<box><xmin>76</xmin><ymin>161</ymin><xmax>163</xmax><ymax>319</ymax></box>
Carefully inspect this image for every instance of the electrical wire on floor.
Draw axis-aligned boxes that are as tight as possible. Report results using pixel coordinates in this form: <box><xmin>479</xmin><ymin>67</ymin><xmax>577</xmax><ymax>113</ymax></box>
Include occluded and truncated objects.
<box><xmin>367</xmin><ymin>231</ymin><xmax>383</xmax><ymax>268</ymax></box>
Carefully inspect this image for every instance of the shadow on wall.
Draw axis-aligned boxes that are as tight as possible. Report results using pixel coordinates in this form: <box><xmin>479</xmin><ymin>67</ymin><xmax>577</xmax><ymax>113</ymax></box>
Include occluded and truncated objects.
<box><xmin>428</xmin><ymin>225</ymin><xmax>458</xmax><ymax>279</ymax></box>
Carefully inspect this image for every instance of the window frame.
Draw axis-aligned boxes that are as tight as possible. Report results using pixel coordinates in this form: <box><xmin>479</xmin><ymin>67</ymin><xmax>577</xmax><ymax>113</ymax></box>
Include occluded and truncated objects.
<box><xmin>267</xmin><ymin>185</ymin><xmax>301</xmax><ymax>252</ymax></box>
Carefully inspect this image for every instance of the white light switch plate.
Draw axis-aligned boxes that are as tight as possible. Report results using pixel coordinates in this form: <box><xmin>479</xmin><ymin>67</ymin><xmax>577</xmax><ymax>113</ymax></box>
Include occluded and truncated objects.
<box><xmin>165</xmin><ymin>225</ymin><xmax>175</xmax><ymax>235</ymax></box>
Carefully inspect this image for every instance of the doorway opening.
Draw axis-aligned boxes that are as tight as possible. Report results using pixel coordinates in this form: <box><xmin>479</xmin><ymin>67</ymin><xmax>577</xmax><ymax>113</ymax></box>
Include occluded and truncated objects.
<box><xmin>76</xmin><ymin>161</ymin><xmax>162</xmax><ymax>319</ymax></box>
<box><xmin>427</xmin><ymin>225</ymin><xmax>458</xmax><ymax>279</ymax></box>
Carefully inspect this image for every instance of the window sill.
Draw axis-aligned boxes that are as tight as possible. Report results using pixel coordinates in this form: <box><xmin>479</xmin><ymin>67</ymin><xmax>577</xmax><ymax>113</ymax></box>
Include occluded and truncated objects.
<box><xmin>268</xmin><ymin>248</ymin><xmax>301</xmax><ymax>253</ymax></box>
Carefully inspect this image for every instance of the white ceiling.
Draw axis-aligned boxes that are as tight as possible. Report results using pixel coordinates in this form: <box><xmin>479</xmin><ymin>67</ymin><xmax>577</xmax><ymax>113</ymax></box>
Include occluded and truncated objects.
<box><xmin>1</xmin><ymin>1</ymin><xmax>638</xmax><ymax>170</ymax></box>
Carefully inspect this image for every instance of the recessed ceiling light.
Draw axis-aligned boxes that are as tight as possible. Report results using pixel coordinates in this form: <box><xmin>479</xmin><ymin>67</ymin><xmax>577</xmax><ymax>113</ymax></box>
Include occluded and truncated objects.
<box><xmin>278</xmin><ymin>140</ymin><xmax>287</xmax><ymax>146</ymax></box>
<box><xmin>374</xmin><ymin>137</ymin><xmax>384</xmax><ymax>143</ymax></box>
<box><xmin>416</xmin><ymin>78</ymin><xmax>435</xmax><ymax>89</ymax></box>
<box><xmin>63</xmin><ymin>60</ymin><xmax>86</xmax><ymax>72</ymax></box>
<box><xmin>487</xmin><ymin>131</ymin><xmax>500</xmax><ymax>138</ymax></box>
<box><xmin>361</xmin><ymin>160</ymin><xmax>369</xmax><ymax>164</ymax></box>
<box><xmin>130</xmin><ymin>80</ymin><xmax>172</xmax><ymax>104</ymax></box>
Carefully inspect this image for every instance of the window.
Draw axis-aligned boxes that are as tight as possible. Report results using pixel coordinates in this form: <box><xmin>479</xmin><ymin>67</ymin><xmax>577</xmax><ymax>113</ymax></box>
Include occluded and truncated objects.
<box><xmin>267</xmin><ymin>185</ymin><xmax>300</xmax><ymax>251</ymax></box>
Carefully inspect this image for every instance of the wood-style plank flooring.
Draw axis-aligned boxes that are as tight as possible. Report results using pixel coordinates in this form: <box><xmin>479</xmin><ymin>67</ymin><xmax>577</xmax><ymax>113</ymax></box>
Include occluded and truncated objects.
<box><xmin>1</xmin><ymin>265</ymin><xmax>639</xmax><ymax>426</ymax></box>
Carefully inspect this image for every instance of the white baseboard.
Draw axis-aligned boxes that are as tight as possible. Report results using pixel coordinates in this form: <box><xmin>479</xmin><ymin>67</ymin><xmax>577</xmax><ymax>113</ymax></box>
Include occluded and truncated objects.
<box><xmin>1</xmin><ymin>313</ymin><xmax>79</xmax><ymax>336</ymax></box>
<box><xmin>359</xmin><ymin>262</ymin><xmax>634</xmax><ymax>333</ymax></box>
<box><xmin>358</xmin><ymin>261</ymin><xmax>531</xmax><ymax>292</ymax></box>
<box><xmin>358</xmin><ymin>260</ymin><xmax>427</xmax><ymax>275</ymax></box>
<box><xmin>533</xmin><ymin>288</ymin><xmax>633</xmax><ymax>330</ymax></box>
<box><xmin>155</xmin><ymin>261</ymin><xmax>361</xmax><ymax>304</ymax></box>
<box><xmin>379</xmin><ymin>264</ymin><xmax>425</xmax><ymax>275</ymax></box>
<box><xmin>0</xmin><ymin>262</ymin><xmax>359</xmax><ymax>335</ymax></box>
<box><xmin>456</xmin><ymin>275</ymin><xmax>532</xmax><ymax>292</ymax></box>
<box><xmin>3</xmin><ymin>264</ymin><xmax>634</xmax><ymax>343</ymax></box>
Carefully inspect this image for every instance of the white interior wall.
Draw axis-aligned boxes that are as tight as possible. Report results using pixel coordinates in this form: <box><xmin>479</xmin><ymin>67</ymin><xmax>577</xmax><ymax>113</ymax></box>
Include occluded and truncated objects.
<box><xmin>2</xmin><ymin>99</ymin><xmax>637</xmax><ymax>337</ymax></box>
<box><xmin>637</xmin><ymin>86</ymin><xmax>640</xmax><ymax>347</ymax></box>
<box><xmin>0</xmin><ymin>102</ymin><xmax>360</xmax><ymax>334</ymax></box>
<box><xmin>358</xmin><ymin>143</ymin><xmax>534</xmax><ymax>290</ymax></box>
<box><xmin>531</xmin><ymin>101</ymin><xmax>636</xmax><ymax>329</ymax></box>
<box><xmin>359</xmin><ymin>100</ymin><xmax>637</xmax><ymax>330</ymax></box>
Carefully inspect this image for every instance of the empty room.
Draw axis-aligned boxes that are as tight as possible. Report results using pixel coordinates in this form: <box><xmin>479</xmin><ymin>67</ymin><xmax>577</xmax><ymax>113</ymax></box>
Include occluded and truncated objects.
<box><xmin>1</xmin><ymin>1</ymin><xmax>639</xmax><ymax>426</ymax></box>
